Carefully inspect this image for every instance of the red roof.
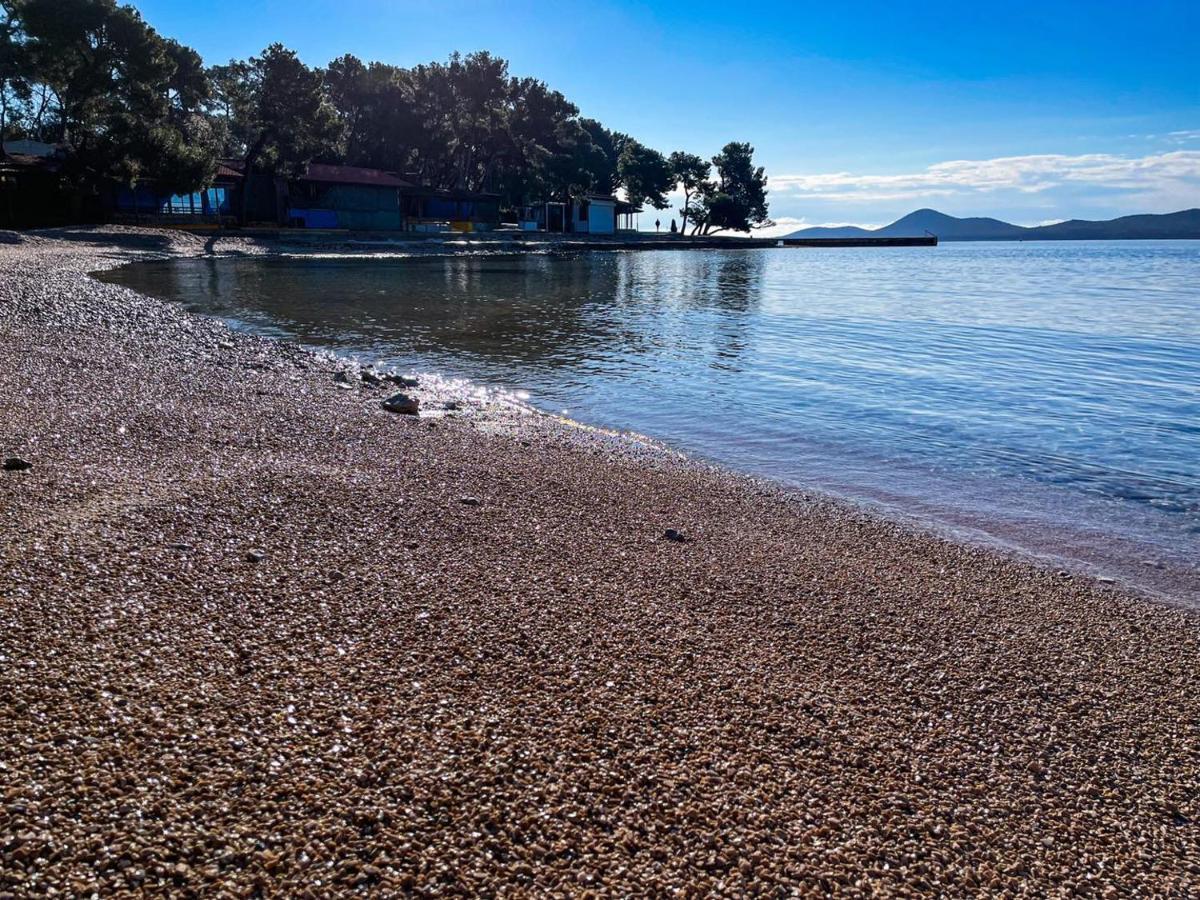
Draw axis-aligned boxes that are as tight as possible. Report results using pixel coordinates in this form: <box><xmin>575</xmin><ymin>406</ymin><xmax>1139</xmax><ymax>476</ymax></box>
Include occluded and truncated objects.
<box><xmin>214</xmin><ymin>159</ymin><xmax>245</xmax><ymax>180</ymax></box>
<box><xmin>298</xmin><ymin>163</ymin><xmax>414</xmax><ymax>188</ymax></box>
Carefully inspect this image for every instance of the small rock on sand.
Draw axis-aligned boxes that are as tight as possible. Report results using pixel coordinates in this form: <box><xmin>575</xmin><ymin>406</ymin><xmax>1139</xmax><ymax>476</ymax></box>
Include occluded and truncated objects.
<box><xmin>245</xmin><ymin>549</ymin><xmax>266</xmax><ymax>563</ymax></box>
<box><xmin>664</xmin><ymin>528</ymin><xmax>686</xmax><ymax>543</ymax></box>
<box><xmin>387</xmin><ymin>374</ymin><xmax>419</xmax><ymax>388</ymax></box>
<box><xmin>382</xmin><ymin>392</ymin><xmax>420</xmax><ymax>415</ymax></box>
<box><xmin>3</xmin><ymin>457</ymin><xmax>32</xmax><ymax>472</ymax></box>
<box><xmin>459</xmin><ymin>496</ymin><xmax>480</xmax><ymax>506</ymax></box>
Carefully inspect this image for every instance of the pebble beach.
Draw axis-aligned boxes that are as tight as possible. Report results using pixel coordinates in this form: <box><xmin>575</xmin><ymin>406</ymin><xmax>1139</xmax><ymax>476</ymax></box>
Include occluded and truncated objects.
<box><xmin>2</xmin><ymin>227</ymin><xmax>1198</xmax><ymax>896</ymax></box>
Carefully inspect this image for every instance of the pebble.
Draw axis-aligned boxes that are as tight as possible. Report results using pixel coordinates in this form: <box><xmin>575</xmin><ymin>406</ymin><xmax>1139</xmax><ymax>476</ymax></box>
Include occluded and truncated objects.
<box><xmin>3</xmin><ymin>456</ymin><xmax>32</xmax><ymax>471</ymax></box>
<box><xmin>664</xmin><ymin>528</ymin><xmax>686</xmax><ymax>542</ymax></box>
<box><xmin>245</xmin><ymin>549</ymin><xmax>266</xmax><ymax>563</ymax></box>
<box><xmin>2</xmin><ymin>227</ymin><xmax>1197</xmax><ymax>898</ymax></box>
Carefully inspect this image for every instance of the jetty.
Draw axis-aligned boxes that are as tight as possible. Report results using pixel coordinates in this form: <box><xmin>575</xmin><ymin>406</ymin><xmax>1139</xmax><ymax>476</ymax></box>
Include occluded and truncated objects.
<box><xmin>779</xmin><ymin>235</ymin><xmax>937</xmax><ymax>247</ymax></box>
<box><xmin>237</xmin><ymin>228</ymin><xmax>939</xmax><ymax>251</ymax></box>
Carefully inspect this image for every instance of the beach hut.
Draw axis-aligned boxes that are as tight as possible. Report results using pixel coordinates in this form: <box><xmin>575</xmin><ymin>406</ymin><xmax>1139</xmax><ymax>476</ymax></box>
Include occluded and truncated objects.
<box><xmin>0</xmin><ymin>151</ymin><xmax>73</xmax><ymax>227</ymax></box>
<box><xmin>522</xmin><ymin>194</ymin><xmax>629</xmax><ymax>234</ymax></box>
<box><xmin>571</xmin><ymin>194</ymin><xmax>617</xmax><ymax>234</ymax></box>
<box><xmin>279</xmin><ymin>162</ymin><xmax>500</xmax><ymax>232</ymax></box>
<box><xmin>284</xmin><ymin>163</ymin><xmax>411</xmax><ymax>230</ymax></box>
<box><xmin>405</xmin><ymin>186</ymin><xmax>501</xmax><ymax>233</ymax></box>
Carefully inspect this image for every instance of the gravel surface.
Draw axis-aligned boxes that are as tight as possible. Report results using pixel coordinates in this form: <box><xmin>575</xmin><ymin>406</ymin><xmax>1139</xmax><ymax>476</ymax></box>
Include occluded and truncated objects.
<box><xmin>2</xmin><ymin>227</ymin><xmax>1198</xmax><ymax>897</ymax></box>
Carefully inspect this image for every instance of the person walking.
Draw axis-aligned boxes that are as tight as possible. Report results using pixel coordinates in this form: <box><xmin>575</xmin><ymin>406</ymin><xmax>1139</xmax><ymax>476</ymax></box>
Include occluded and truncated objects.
<box><xmin>655</xmin><ymin>218</ymin><xmax>661</xmax><ymax>233</ymax></box>
<box><xmin>670</xmin><ymin>219</ymin><xmax>678</xmax><ymax>235</ymax></box>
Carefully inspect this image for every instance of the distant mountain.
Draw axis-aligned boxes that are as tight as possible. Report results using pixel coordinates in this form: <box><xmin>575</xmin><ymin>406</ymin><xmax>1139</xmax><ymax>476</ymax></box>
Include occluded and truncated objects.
<box><xmin>786</xmin><ymin>208</ymin><xmax>1200</xmax><ymax>241</ymax></box>
<box><xmin>876</xmin><ymin>209</ymin><xmax>1027</xmax><ymax>239</ymax></box>
<box><xmin>780</xmin><ymin>223</ymin><xmax>876</xmax><ymax>239</ymax></box>
<box><xmin>1030</xmin><ymin>209</ymin><xmax>1200</xmax><ymax>240</ymax></box>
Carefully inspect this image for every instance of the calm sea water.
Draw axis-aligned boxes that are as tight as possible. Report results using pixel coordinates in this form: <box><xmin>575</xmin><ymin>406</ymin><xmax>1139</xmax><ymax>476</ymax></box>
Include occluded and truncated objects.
<box><xmin>100</xmin><ymin>242</ymin><xmax>1200</xmax><ymax>603</ymax></box>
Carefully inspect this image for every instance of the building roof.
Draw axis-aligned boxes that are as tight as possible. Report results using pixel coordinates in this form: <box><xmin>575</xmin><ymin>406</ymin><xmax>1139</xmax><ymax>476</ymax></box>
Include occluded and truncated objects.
<box><xmin>1</xmin><ymin>140</ymin><xmax>60</xmax><ymax>158</ymax></box>
<box><xmin>298</xmin><ymin>163</ymin><xmax>415</xmax><ymax>189</ymax></box>
<box><xmin>214</xmin><ymin>159</ymin><xmax>245</xmax><ymax>180</ymax></box>
<box><xmin>0</xmin><ymin>152</ymin><xmax>61</xmax><ymax>175</ymax></box>
<box><xmin>215</xmin><ymin>158</ymin><xmax>497</xmax><ymax>199</ymax></box>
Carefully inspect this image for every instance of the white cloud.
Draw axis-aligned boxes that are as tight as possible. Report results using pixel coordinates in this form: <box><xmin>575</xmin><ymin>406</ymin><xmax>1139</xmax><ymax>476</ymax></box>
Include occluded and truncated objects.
<box><xmin>771</xmin><ymin>151</ymin><xmax>1200</xmax><ymax>203</ymax></box>
<box><xmin>1166</xmin><ymin>130</ymin><xmax>1200</xmax><ymax>144</ymax></box>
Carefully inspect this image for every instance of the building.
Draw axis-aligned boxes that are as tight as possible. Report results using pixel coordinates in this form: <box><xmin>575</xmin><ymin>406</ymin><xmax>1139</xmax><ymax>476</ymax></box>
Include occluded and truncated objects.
<box><xmin>572</xmin><ymin>194</ymin><xmax>617</xmax><ymax>234</ymax></box>
<box><xmin>285</xmin><ymin>163</ymin><xmax>409</xmax><ymax>230</ymax></box>
<box><xmin>521</xmin><ymin>195</ymin><xmax>641</xmax><ymax>234</ymax></box>
<box><xmin>247</xmin><ymin>161</ymin><xmax>501</xmax><ymax>232</ymax></box>
<box><xmin>1</xmin><ymin>140</ymin><xmax>59</xmax><ymax>158</ymax></box>
<box><xmin>0</xmin><ymin>147</ymin><xmax>107</xmax><ymax>228</ymax></box>
<box><xmin>109</xmin><ymin>159</ymin><xmax>242</xmax><ymax>226</ymax></box>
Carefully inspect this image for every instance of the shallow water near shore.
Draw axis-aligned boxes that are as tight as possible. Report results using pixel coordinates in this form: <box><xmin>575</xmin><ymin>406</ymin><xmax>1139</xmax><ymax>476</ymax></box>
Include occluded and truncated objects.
<box><xmin>99</xmin><ymin>241</ymin><xmax>1200</xmax><ymax>604</ymax></box>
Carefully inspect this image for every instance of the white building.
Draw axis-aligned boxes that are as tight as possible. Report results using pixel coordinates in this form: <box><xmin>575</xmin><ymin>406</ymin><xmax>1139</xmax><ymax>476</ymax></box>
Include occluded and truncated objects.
<box><xmin>571</xmin><ymin>195</ymin><xmax>616</xmax><ymax>234</ymax></box>
<box><xmin>521</xmin><ymin>194</ymin><xmax>638</xmax><ymax>234</ymax></box>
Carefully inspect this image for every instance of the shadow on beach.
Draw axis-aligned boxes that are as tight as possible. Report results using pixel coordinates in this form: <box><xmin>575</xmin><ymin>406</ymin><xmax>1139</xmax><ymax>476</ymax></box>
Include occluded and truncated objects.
<box><xmin>31</xmin><ymin>226</ymin><xmax>183</xmax><ymax>253</ymax></box>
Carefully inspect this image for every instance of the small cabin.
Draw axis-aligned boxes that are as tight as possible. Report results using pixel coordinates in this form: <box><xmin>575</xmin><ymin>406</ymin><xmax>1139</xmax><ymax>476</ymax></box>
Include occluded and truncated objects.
<box><xmin>283</xmin><ymin>162</ymin><xmax>500</xmax><ymax>232</ymax></box>
<box><xmin>572</xmin><ymin>195</ymin><xmax>616</xmax><ymax>234</ymax></box>
<box><xmin>286</xmin><ymin>163</ymin><xmax>410</xmax><ymax>230</ymax></box>
<box><xmin>108</xmin><ymin>159</ymin><xmax>243</xmax><ymax>226</ymax></box>
<box><xmin>521</xmin><ymin>195</ymin><xmax>639</xmax><ymax>234</ymax></box>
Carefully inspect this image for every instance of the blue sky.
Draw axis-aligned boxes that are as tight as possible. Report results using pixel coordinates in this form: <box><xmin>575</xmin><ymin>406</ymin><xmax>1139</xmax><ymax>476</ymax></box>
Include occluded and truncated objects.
<box><xmin>137</xmin><ymin>0</ymin><xmax>1200</xmax><ymax>232</ymax></box>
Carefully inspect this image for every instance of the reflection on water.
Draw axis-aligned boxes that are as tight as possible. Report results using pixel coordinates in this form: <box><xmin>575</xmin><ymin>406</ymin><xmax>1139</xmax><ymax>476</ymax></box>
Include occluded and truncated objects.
<box><xmin>100</xmin><ymin>242</ymin><xmax>1200</xmax><ymax>604</ymax></box>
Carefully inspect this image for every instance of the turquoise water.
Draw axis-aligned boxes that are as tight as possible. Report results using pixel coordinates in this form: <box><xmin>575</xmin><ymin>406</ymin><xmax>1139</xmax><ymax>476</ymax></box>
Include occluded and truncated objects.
<box><xmin>100</xmin><ymin>242</ymin><xmax>1200</xmax><ymax>603</ymax></box>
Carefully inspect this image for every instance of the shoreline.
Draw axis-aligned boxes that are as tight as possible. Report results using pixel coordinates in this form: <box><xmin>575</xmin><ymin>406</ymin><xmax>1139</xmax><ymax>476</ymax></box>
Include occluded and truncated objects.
<box><xmin>2</xmin><ymin>227</ymin><xmax>1198</xmax><ymax>894</ymax></box>
<box><xmin>95</xmin><ymin>237</ymin><xmax>1200</xmax><ymax>610</ymax></box>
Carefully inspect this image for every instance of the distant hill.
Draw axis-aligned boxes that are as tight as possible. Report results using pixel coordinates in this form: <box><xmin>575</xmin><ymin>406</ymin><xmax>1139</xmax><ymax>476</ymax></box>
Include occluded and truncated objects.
<box><xmin>780</xmin><ymin>223</ymin><xmax>876</xmax><ymax>239</ymax></box>
<box><xmin>1030</xmin><ymin>209</ymin><xmax>1200</xmax><ymax>240</ymax></box>
<box><xmin>786</xmin><ymin>208</ymin><xmax>1200</xmax><ymax>241</ymax></box>
<box><xmin>875</xmin><ymin>209</ymin><xmax>1027</xmax><ymax>240</ymax></box>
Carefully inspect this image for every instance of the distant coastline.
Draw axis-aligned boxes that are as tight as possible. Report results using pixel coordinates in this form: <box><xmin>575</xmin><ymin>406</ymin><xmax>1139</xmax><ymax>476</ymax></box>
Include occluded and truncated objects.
<box><xmin>787</xmin><ymin>207</ymin><xmax>1200</xmax><ymax>241</ymax></box>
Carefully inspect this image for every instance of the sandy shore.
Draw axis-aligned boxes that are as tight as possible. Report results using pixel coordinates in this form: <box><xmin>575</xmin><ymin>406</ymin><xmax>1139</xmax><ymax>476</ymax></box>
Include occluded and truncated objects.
<box><xmin>2</xmin><ymin>227</ymin><xmax>1198</xmax><ymax>896</ymax></box>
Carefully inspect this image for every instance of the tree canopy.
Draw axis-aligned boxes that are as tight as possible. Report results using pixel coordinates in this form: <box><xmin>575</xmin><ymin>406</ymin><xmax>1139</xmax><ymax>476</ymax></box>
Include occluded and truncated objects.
<box><xmin>1</xmin><ymin>0</ymin><xmax>770</xmax><ymax>227</ymax></box>
<box><xmin>1</xmin><ymin>0</ymin><xmax>217</xmax><ymax>192</ymax></box>
<box><xmin>685</xmin><ymin>142</ymin><xmax>773</xmax><ymax>235</ymax></box>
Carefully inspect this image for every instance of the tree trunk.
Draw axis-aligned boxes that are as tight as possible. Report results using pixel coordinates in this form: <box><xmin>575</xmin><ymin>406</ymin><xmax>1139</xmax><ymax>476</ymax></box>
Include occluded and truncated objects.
<box><xmin>238</xmin><ymin>133</ymin><xmax>267</xmax><ymax>226</ymax></box>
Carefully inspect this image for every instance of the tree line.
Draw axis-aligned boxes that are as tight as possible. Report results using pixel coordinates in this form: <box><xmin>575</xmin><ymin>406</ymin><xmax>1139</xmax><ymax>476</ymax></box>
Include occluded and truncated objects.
<box><xmin>1</xmin><ymin>0</ymin><xmax>771</xmax><ymax>232</ymax></box>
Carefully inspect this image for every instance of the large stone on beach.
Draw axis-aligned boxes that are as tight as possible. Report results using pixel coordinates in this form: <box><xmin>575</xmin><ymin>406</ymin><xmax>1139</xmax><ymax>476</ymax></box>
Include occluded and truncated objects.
<box><xmin>382</xmin><ymin>392</ymin><xmax>420</xmax><ymax>415</ymax></box>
